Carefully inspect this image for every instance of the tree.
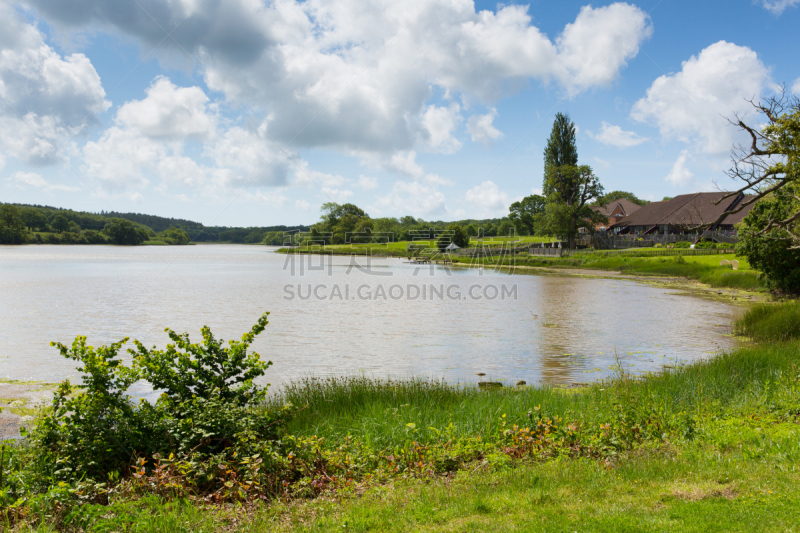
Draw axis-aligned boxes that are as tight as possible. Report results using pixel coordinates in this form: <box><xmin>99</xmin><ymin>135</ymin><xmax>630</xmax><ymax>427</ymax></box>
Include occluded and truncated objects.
<box><xmin>464</xmin><ymin>224</ymin><xmax>477</xmax><ymax>239</ymax></box>
<box><xmin>496</xmin><ymin>219</ymin><xmax>514</xmax><ymax>237</ymax></box>
<box><xmin>437</xmin><ymin>224</ymin><xmax>469</xmax><ymax>250</ymax></box>
<box><xmin>51</xmin><ymin>214</ymin><xmax>69</xmax><ymax>233</ymax></box>
<box><xmin>662</xmin><ymin>196</ymin><xmax>674</xmax><ymax>202</ymax></box>
<box><xmin>543</xmin><ymin>113</ymin><xmax>578</xmax><ymax>197</ymax></box>
<box><xmin>103</xmin><ymin>218</ymin><xmax>148</xmax><ymax>245</ymax></box>
<box><xmin>710</xmin><ymin>89</ymin><xmax>800</xmax><ymax>246</ymax></box>
<box><xmin>596</xmin><ymin>191</ymin><xmax>649</xmax><ymax>207</ymax></box>
<box><xmin>509</xmin><ymin>194</ymin><xmax>546</xmax><ymax>235</ymax></box>
<box><xmin>316</xmin><ymin>202</ymin><xmax>369</xmax><ymax>244</ymax></box>
<box><xmin>20</xmin><ymin>208</ymin><xmax>49</xmax><ymax>231</ymax></box>
<box><xmin>543</xmin><ymin>165</ymin><xmax>605</xmax><ymax>248</ymax></box>
<box><xmin>736</xmin><ymin>183</ymin><xmax>800</xmax><ymax>293</ymax></box>
<box><xmin>0</xmin><ymin>205</ymin><xmax>28</xmax><ymax>244</ymax></box>
<box><xmin>320</xmin><ymin>203</ymin><xmax>367</xmax><ymax>228</ymax></box>
<box><xmin>158</xmin><ymin>227</ymin><xmax>191</xmax><ymax>245</ymax></box>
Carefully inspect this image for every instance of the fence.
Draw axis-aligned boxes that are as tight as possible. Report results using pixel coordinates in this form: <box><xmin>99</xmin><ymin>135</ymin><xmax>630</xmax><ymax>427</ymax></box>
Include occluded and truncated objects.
<box><xmin>572</xmin><ymin>248</ymin><xmax>735</xmax><ymax>259</ymax></box>
<box><xmin>592</xmin><ymin>230</ymin><xmax>739</xmax><ymax>250</ymax></box>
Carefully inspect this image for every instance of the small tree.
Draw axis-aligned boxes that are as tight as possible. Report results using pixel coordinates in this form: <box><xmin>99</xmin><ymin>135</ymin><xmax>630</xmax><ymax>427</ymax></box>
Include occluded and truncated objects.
<box><xmin>496</xmin><ymin>219</ymin><xmax>514</xmax><ymax>237</ymax></box>
<box><xmin>158</xmin><ymin>227</ymin><xmax>191</xmax><ymax>245</ymax></box>
<box><xmin>509</xmin><ymin>194</ymin><xmax>546</xmax><ymax>235</ymax></box>
<box><xmin>543</xmin><ymin>113</ymin><xmax>578</xmax><ymax>197</ymax></box>
<box><xmin>130</xmin><ymin>312</ymin><xmax>272</xmax><ymax>406</ymax></box>
<box><xmin>712</xmin><ymin>89</ymin><xmax>800</xmax><ymax>246</ymax></box>
<box><xmin>543</xmin><ymin>165</ymin><xmax>605</xmax><ymax>248</ymax></box>
<box><xmin>736</xmin><ymin>183</ymin><xmax>800</xmax><ymax>293</ymax></box>
<box><xmin>0</xmin><ymin>205</ymin><xmax>28</xmax><ymax>244</ymax></box>
<box><xmin>596</xmin><ymin>191</ymin><xmax>649</xmax><ymax>207</ymax></box>
<box><xmin>104</xmin><ymin>218</ymin><xmax>148</xmax><ymax>245</ymax></box>
<box><xmin>51</xmin><ymin>214</ymin><xmax>69</xmax><ymax>233</ymax></box>
<box><xmin>437</xmin><ymin>224</ymin><xmax>468</xmax><ymax>250</ymax></box>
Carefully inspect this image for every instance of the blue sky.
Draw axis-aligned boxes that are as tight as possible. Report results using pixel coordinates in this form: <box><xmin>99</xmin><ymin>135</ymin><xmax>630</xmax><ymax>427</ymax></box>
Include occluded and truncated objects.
<box><xmin>1</xmin><ymin>0</ymin><xmax>798</xmax><ymax>226</ymax></box>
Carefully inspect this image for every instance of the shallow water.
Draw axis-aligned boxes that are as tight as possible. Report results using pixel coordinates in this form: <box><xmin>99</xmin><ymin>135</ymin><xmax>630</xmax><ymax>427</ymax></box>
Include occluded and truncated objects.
<box><xmin>0</xmin><ymin>244</ymin><xmax>738</xmax><ymax>389</ymax></box>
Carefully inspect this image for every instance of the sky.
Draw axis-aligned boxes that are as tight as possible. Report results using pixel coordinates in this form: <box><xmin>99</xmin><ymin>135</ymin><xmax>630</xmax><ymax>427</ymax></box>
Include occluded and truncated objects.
<box><xmin>0</xmin><ymin>0</ymin><xmax>798</xmax><ymax>227</ymax></box>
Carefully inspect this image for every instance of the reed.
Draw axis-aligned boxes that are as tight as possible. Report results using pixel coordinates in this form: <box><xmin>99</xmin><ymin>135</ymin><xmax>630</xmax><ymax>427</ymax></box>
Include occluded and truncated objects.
<box><xmin>734</xmin><ymin>300</ymin><xmax>800</xmax><ymax>341</ymax></box>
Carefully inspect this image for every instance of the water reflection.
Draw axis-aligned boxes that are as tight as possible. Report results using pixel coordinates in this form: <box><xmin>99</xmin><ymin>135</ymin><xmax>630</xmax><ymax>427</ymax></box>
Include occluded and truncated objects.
<box><xmin>0</xmin><ymin>244</ymin><xmax>738</xmax><ymax>387</ymax></box>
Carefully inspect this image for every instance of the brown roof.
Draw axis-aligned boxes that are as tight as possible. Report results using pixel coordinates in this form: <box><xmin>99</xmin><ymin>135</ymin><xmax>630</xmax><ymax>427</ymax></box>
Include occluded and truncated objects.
<box><xmin>591</xmin><ymin>198</ymin><xmax>643</xmax><ymax>217</ymax></box>
<box><xmin>610</xmin><ymin>192</ymin><xmax>755</xmax><ymax>229</ymax></box>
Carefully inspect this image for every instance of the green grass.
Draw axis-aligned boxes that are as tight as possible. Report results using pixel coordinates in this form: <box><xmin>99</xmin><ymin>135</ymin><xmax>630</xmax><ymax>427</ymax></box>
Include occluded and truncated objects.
<box><xmin>279</xmin><ymin>236</ymin><xmax>554</xmax><ymax>257</ymax></box>
<box><xmin>504</xmin><ymin>254</ymin><xmax>765</xmax><ymax>290</ymax></box>
<box><xmin>24</xmin><ymin>339</ymin><xmax>800</xmax><ymax>532</ymax></box>
<box><xmin>278</xmin><ymin>243</ymin><xmax>765</xmax><ymax>290</ymax></box>
<box><xmin>734</xmin><ymin>300</ymin><xmax>800</xmax><ymax>341</ymax></box>
<box><xmin>270</xmin><ymin>341</ymin><xmax>799</xmax><ymax>449</ymax></box>
<box><xmin>11</xmin><ymin>304</ymin><xmax>800</xmax><ymax>532</ymax></box>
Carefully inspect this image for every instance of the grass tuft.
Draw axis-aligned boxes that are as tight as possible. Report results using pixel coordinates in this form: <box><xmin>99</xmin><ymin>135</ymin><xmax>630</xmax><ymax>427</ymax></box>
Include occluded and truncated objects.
<box><xmin>735</xmin><ymin>300</ymin><xmax>800</xmax><ymax>341</ymax></box>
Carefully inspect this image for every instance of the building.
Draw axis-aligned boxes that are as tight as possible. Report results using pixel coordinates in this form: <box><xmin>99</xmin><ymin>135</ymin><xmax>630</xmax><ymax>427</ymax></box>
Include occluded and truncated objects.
<box><xmin>588</xmin><ymin>198</ymin><xmax>642</xmax><ymax>231</ymax></box>
<box><xmin>609</xmin><ymin>192</ymin><xmax>754</xmax><ymax>235</ymax></box>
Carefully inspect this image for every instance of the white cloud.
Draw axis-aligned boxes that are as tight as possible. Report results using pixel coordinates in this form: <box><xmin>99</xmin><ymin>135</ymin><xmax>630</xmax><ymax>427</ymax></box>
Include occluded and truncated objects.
<box><xmin>467</xmin><ymin>110</ymin><xmax>503</xmax><ymax>145</ymax></box>
<box><xmin>376</xmin><ymin>180</ymin><xmax>447</xmax><ymax>218</ymax></box>
<box><xmin>83</xmin><ymin>77</ymin><xmax>295</xmax><ymax>195</ymax></box>
<box><xmin>665</xmin><ymin>150</ymin><xmax>693</xmax><ymax>186</ymax></box>
<box><xmin>320</xmin><ymin>187</ymin><xmax>354</xmax><ymax>203</ymax></box>
<box><xmin>24</xmin><ymin>0</ymin><xmax>651</xmax><ymax>159</ymax></box>
<box><xmin>593</xmin><ymin>157</ymin><xmax>611</xmax><ymax>170</ymax></box>
<box><xmin>420</xmin><ymin>104</ymin><xmax>462</xmax><ymax>154</ymax></box>
<box><xmin>531</xmin><ymin>187</ymin><xmax>543</xmax><ymax>196</ymax></box>
<box><xmin>295</xmin><ymin>199</ymin><xmax>311</xmax><ymax>211</ymax></box>
<box><xmin>357</xmin><ymin>175</ymin><xmax>378</xmax><ymax>191</ymax></box>
<box><xmin>292</xmin><ymin>163</ymin><xmax>346</xmax><ymax>189</ymax></box>
<box><xmin>125</xmin><ymin>192</ymin><xmax>144</xmax><ymax>203</ymax></box>
<box><xmin>0</xmin><ymin>3</ymin><xmax>109</xmax><ymax>165</ymax></box>
<box><xmin>761</xmin><ymin>0</ymin><xmax>800</xmax><ymax>15</ymax></box>
<box><xmin>208</xmin><ymin>124</ymin><xmax>292</xmax><ymax>188</ymax></box>
<box><xmin>632</xmin><ymin>41</ymin><xmax>770</xmax><ymax>154</ymax></box>
<box><xmin>380</xmin><ymin>151</ymin><xmax>425</xmax><ymax>179</ymax></box>
<box><xmin>589</xmin><ymin>122</ymin><xmax>649</xmax><ymax>148</ymax></box>
<box><xmin>792</xmin><ymin>77</ymin><xmax>800</xmax><ymax>95</ymax></box>
<box><xmin>463</xmin><ymin>180</ymin><xmax>513</xmax><ymax>214</ymax></box>
<box><xmin>555</xmin><ymin>3</ymin><xmax>653</xmax><ymax>93</ymax></box>
<box><xmin>116</xmin><ymin>77</ymin><xmax>214</xmax><ymax>140</ymax></box>
<box><xmin>9</xmin><ymin>171</ymin><xmax>81</xmax><ymax>193</ymax></box>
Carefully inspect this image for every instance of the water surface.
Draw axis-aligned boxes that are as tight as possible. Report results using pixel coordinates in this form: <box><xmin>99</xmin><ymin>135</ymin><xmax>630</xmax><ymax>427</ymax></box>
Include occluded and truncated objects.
<box><xmin>0</xmin><ymin>244</ymin><xmax>738</xmax><ymax>388</ymax></box>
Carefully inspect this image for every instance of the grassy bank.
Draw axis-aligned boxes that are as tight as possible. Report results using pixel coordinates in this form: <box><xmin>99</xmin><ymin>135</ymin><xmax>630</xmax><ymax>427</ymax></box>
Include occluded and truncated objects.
<box><xmin>515</xmin><ymin>253</ymin><xmax>765</xmax><ymax>290</ymax></box>
<box><xmin>277</xmin><ymin>243</ymin><xmax>763</xmax><ymax>291</ymax></box>
<box><xmin>9</xmin><ymin>301</ymin><xmax>800</xmax><ymax>532</ymax></box>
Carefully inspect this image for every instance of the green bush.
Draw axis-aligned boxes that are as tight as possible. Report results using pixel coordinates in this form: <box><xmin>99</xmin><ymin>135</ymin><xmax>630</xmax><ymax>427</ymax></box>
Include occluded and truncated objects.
<box><xmin>734</xmin><ymin>300</ymin><xmax>800</xmax><ymax>341</ymax></box>
<box><xmin>674</xmin><ymin>241</ymin><xmax>690</xmax><ymax>249</ymax></box>
<box><xmin>736</xmin><ymin>186</ymin><xmax>800</xmax><ymax>293</ymax></box>
<box><xmin>103</xmin><ymin>218</ymin><xmax>150</xmax><ymax>245</ymax></box>
<box><xmin>156</xmin><ymin>227</ymin><xmax>191</xmax><ymax>245</ymax></box>
<box><xmin>17</xmin><ymin>312</ymin><xmax>287</xmax><ymax>495</ymax></box>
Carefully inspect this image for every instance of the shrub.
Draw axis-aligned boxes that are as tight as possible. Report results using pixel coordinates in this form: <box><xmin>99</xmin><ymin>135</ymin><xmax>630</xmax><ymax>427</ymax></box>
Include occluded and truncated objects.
<box><xmin>674</xmin><ymin>241</ymin><xmax>691</xmax><ymax>249</ymax></box>
<box><xmin>103</xmin><ymin>218</ymin><xmax>150</xmax><ymax>245</ymax></box>
<box><xmin>736</xmin><ymin>186</ymin><xmax>800</xmax><ymax>293</ymax></box>
<box><xmin>157</xmin><ymin>227</ymin><xmax>191</xmax><ymax>245</ymax></box>
<box><xmin>22</xmin><ymin>312</ymin><xmax>285</xmax><ymax>489</ymax></box>
<box><xmin>734</xmin><ymin>301</ymin><xmax>800</xmax><ymax>342</ymax></box>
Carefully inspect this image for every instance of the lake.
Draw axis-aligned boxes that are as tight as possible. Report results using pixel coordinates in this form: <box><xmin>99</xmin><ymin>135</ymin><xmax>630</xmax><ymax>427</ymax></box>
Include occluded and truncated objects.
<box><xmin>0</xmin><ymin>244</ymin><xmax>739</xmax><ymax>389</ymax></box>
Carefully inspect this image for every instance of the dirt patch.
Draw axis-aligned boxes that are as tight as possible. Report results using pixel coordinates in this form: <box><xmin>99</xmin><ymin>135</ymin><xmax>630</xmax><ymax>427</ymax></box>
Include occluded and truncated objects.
<box><xmin>670</xmin><ymin>485</ymin><xmax>738</xmax><ymax>501</ymax></box>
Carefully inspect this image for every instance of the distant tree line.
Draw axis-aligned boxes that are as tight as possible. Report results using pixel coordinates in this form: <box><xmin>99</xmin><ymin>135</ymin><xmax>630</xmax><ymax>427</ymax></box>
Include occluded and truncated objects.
<box><xmin>0</xmin><ymin>202</ymin><xmax>309</xmax><ymax>246</ymax></box>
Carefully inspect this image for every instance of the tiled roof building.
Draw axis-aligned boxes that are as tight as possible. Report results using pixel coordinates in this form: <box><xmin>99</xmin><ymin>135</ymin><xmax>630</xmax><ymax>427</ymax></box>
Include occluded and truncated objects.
<box><xmin>589</xmin><ymin>198</ymin><xmax>642</xmax><ymax>231</ymax></box>
<box><xmin>609</xmin><ymin>192</ymin><xmax>753</xmax><ymax>235</ymax></box>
